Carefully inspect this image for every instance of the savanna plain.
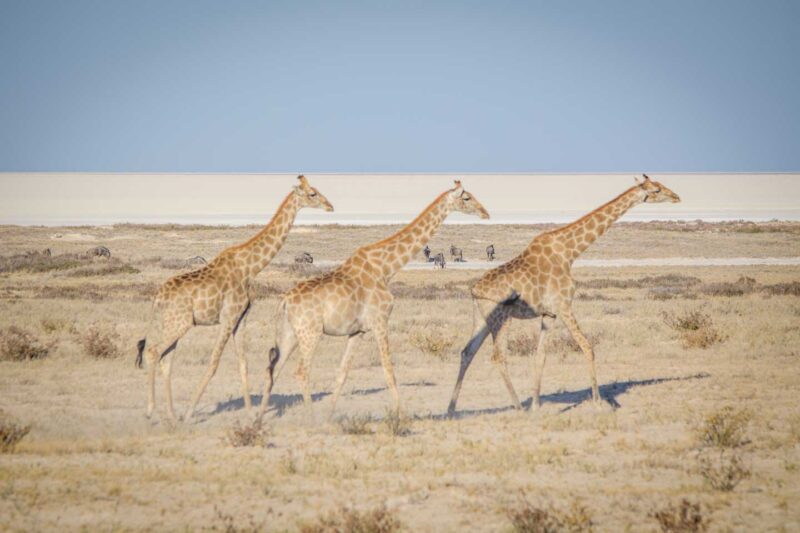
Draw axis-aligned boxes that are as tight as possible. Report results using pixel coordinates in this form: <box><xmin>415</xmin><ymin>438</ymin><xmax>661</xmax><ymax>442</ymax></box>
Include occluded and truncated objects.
<box><xmin>1</xmin><ymin>221</ymin><xmax>799</xmax><ymax>532</ymax></box>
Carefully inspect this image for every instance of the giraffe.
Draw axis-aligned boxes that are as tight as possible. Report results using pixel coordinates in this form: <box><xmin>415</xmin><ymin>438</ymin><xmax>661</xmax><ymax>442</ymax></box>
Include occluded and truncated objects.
<box><xmin>257</xmin><ymin>180</ymin><xmax>489</xmax><ymax>419</ymax></box>
<box><xmin>447</xmin><ymin>175</ymin><xmax>680</xmax><ymax>416</ymax></box>
<box><xmin>136</xmin><ymin>175</ymin><xmax>334</xmax><ymax>422</ymax></box>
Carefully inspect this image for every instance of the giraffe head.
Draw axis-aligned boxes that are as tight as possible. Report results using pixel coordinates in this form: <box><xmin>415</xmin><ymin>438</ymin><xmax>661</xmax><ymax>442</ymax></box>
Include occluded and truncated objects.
<box><xmin>293</xmin><ymin>175</ymin><xmax>334</xmax><ymax>211</ymax></box>
<box><xmin>636</xmin><ymin>174</ymin><xmax>681</xmax><ymax>203</ymax></box>
<box><xmin>449</xmin><ymin>180</ymin><xmax>490</xmax><ymax>219</ymax></box>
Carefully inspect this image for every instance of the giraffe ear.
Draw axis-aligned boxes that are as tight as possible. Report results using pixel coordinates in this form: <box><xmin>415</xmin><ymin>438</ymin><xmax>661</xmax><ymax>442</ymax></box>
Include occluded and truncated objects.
<box><xmin>634</xmin><ymin>175</ymin><xmax>643</xmax><ymax>185</ymax></box>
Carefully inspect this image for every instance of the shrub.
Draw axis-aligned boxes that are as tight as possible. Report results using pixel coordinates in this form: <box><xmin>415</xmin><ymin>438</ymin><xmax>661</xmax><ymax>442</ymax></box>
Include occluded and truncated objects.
<box><xmin>0</xmin><ymin>326</ymin><xmax>49</xmax><ymax>361</ymax></box>
<box><xmin>337</xmin><ymin>414</ymin><xmax>375</xmax><ymax>435</ymax></box>
<box><xmin>698</xmin><ymin>451</ymin><xmax>750</xmax><ymax>492</ymax></box>
<box><xmin>64</xmin><ymin>260</ymin><xmax>139</xmax><ymax>277</ymax></box>
<box><xmin>662</xmin><ymin>310</ymin><xmax>725</xmax><ymax>349</ymax></box>
<box><xmin>652</xmin><ymin>499</ymin><xmax>708</xmax><ymax>532</ymax></box>
<box><xmin>383</xmin><ymin>410</ymin><xmax>411</xmax><ymax>437</ymax></box>
<box><xmin>761</xmin><ymin>282</ymin><xmax>800</xmax><ymax>296</ymax></box>
<box><xmin>409</xmin><ymin>330</ymin><xmax>455</xmax><ymax>360</ymax></box>
<box><xmin>506</xmin><ymin>496</ymin><xmax>593</xmax><ymax>533</ymax></box>
<box><xmin>80</xmin><ymin>325</ymin><xmax>120</xmax><ymax>359</ymax></box>
<box><xmin>700</xmin><ymin>276</ymin><xmax>756</xmax><ymax>297</ymax></box>
<box><xmin>299</xmin><ymin>505</ymin><xmax>401</xmax><ymax>533</ymax></box>
<box><xmin>0</xmin><ymin>413</ymin><xmax>31</xmax><ymax>453</ymax></box>
<box><xmin>698</xmin><ymin>407</ymin><xmax>750</xmax><ymax>448</ymax></box>
<box><xmin>0</xmin><ymin>252</ymin><xmax>83</xmax><ymax>273</ymax></box>
<box><xmin>225</xmin><ymin>418</ymin><xmax>270</xmax><ymax>447</ymax></box>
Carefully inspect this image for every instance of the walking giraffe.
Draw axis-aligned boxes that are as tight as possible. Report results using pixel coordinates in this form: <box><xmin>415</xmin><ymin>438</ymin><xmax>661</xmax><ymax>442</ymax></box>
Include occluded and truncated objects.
<box><xmin>136</xmin><ymin>175</ymin><xmax>334</xmax><ymax>421</ymax></box>
<box><xmin>258</xmin><ymin>180</ymin><xmax>489</xmax><ymax>419</ymax></box>
<box><xmin>447</xmin><ymin>175</ymin><xmax>680</xmax><ymax>416</ymax></box>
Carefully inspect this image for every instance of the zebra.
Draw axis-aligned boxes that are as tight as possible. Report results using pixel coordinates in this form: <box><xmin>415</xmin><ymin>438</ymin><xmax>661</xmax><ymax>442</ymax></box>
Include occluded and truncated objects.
<box><xmin>450</xmin><ymin>245</ymin><xmax>464</xmax><ymax>262</ymax></box>
<box><xmin>184</xmin><ymin>256</ymin><xmax>207</xmax><ymax>268</ymax></box>
<box><xmin>294</xmin><ymin>251</ymin><xmax>314</xmax><ymax>264</ymax></box>
<box><xmin>433</xmin><ymin>252</ymin><xmax>446</xmax><ymax>269</ymax></box>
<box><xmin>88</xmin><ymin>246</ymin><xmax>111</xmax><ymax>258</ymax></box>
<box><xmin>486</xmin><ymin>244</ymin><xmax>495</xmax><ymax>261</ymax></box>
<box><xmin>423</xmin><ymin>245</ymin><xmax>432</xmax><ymax>262</ymax></box>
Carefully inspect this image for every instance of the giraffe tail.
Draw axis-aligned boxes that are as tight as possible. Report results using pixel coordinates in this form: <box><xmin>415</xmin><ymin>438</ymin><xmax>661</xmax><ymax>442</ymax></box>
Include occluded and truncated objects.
<box><xmin>135</xmin><ymin>338</ymin><xmax>146</xmax><ymax>369</ymax></box>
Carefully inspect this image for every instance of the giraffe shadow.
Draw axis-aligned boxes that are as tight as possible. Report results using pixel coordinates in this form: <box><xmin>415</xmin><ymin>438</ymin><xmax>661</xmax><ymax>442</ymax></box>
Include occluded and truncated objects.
<box><xmin>210</xmin><ymin>380</ymin><xmax>438</xmax><ymax>418</ymax></box>
<box><xmin>441</xmin><ymin>372</ymin><xmax>711</xmax><ymax>420</ymax></box>
<box><xmin>211</xmin><ymin>391</ymin><xmax>332</xmax><ymax>418</ymax></box>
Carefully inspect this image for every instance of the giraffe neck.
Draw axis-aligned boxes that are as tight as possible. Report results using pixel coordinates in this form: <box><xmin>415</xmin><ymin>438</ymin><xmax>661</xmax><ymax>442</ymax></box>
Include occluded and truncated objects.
<box><xmin>236</xmin><ymin>192</ymin><xmax>301</xmax><ymax>277</ymax></box>
<box><xmin>551</xmin><ymin>186</ymin><xmax>643</xmax><ymax>262</ymax></box>
<box><xmin>364</xmin><ymin>192</ymin><xmax>452</xmax><ymax>280</ymax></box>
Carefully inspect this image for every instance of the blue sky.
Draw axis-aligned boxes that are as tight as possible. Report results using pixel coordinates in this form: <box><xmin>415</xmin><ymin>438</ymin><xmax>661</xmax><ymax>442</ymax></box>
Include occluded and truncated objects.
<box><xmin>1</xmin><ymin>0</ymin><xmax>798</xmax><ymax>172</ymax></box>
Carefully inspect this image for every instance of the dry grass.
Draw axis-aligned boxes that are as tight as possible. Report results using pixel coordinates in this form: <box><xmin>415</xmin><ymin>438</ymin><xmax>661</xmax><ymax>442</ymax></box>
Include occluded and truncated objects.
<box><xmin>0</xmin><ymin>222</ymin><xmax>799</xmax><ymax>531</ymax></box>
<box><xmin>0</xmin><ymin>412</ymin><xmax>31</xmax><ymax>453</ymax></box>
<box><xmin>0</xmin><ymin>326</ymin><xmax>49</xmax><ymax>361</ymax></box>
<box><xmin>698</xmin><ymin>451</ymin><xmax>750</xmax><ymax>492</ymax></box>
<box><xmin>383</xmin><ymin>410</ymin><xmax>411</xmax><ymax>437</ymax></box>
<box><xmin>697</xmin><ymin>407</ymin><xmax>750</xmax><ymax>448</ymax></box>
<box><xmin>298</xmin><ymin>505</ymin><xmax>402</xmax><ymax>533</ymax></box>
<box><xmin>79</xmin><ymin>324</ymin><xmax>120</xmax><ymax>359</ymax></box>
<box><xmin>651</xmin><ymin>499</ymin><xmax>709</xmax><ymax>532</ymax></box>
<box><xmin>505</xmin><ymin>495</ymin><xmax>593</xmax><ymax>533</ymax></box>
<box><xmin>409</xmin><ymin>329</ymin><xmax>455</xmax><ymax>360</ymax></box>
<box><xmin>662</xmin><ymin>310</ymin><xmax>725</xmax><ymax>349</ymax></box>
<box><xmin>336</xmin><ymin>414</ymin><xmax>375</xmax><ymax>435</ymax></box>
<box><xmin>224</xmin><ymin>418</ymin><xmax>270</xmax><ymax>447</ymax></box>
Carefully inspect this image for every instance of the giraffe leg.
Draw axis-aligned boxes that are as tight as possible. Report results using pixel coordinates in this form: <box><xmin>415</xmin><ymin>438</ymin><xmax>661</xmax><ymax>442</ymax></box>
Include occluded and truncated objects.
<box><xmin>489</xmin><ymin>308</ymin><xmax>521</xmax><ymax>410</ymax></box>
<box><xmin>329</xmin><ymin>333</ymin><xmax>359</xmax><ymax>419</ymax></box>
<box><xmin>145</xmin><ymin>318</ymin><xmax>191</xmax><ymax>420</ymax></box>
<box><xmin>232</xmin><ymin>303</ymin><xmax>252</xmax><ymax>411</ymax></box>
<box><xmin>185</xmin><ymin>320</ymin><xmax>234</xmax><ymax>421</ymax></box>
<box><xmin>447</xmin><ymin>299</ymin><xmax>491</xmax><ymax>416</ymax></box>
<box><xmin>559</xmin><ymin>305</ymin><xmax>601</xmax><ymax>404</ymax></box>
<box><xmin>293</xmin><ymin>330</ymin><xmax>321</xmax><ymax>411</ymax></box>
<box><xmin>257</xmin><ymin>318</ymin><xmax>298</xmax><ymax>419</ymax></box>
<box><xmin>530</xmin><ymin>315</ymin><xmax>555</xmax><ymax>411</ymax></box>
<box><xmin>159</xmin><ymin>356</ymin><xmax>176</xmax><ymax>421</ymax></box>
<box><xmin>373</xmin><ymin>317</ymin><xmax>400</xmax><ymax>415</ymax></box>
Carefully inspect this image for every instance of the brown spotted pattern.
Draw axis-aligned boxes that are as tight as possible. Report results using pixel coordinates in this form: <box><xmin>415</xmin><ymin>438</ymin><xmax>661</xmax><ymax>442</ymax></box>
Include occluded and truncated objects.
<box><xmin>447</xmin><ymin>175</ymin><xmax>680</xmax><ymax>416</ymax></box>
<box><xmin>142</xmin><ymin>176</ymin><xmax>334</xmax><ymax>422</ymax></box>
<box><xmin>258</xmin><ymin>180</ymin><xmax>490</xmax><ymax>419</ymax></box>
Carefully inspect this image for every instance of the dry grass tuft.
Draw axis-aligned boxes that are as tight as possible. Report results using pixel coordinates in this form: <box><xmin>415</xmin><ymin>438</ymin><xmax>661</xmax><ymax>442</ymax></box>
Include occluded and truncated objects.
<box><xmin>224</xmin><ymin>418</ymin><xmax>270</xmax><ymax>448</ymax></box>
<box><xmin>0</xmin><ymin>326</ymin><xmax>50</xmax><ymax>361</ymax></box>
<box><xmin>80</xmin><ymin>325</ymin><xmax>120</xmax><ymax>359</ymax></box>
<box><xmin>698</xmin><ymin>407</ymin><xmax>750</xmax><ymax>448</ymax></box>
<box><xmin>337</xmin><ymin>414</ymin><xmax>375</xmax><ymax>435</ymax></box>
<box><xmin>298</xmin><ymin>505</ymin><xmax>401</xmax><ymax>533</ymax></box>
<box><xmin>505</xmin><ymin>495</ymin><xmax>594</xmax><ymax>533</ymax></box>
<box><xmin>662</xmin><ymin>310</ymin><xmax>725</xmax><ymax>349</ymax></box>
<box><xmin>0</xmin><ymin>412</ymin><xmax>31</xmax><ymax>453</ymax></box>
<box><xmin>409</xmin><ymin>329</ymin><xmax>455</xmax><ymax>360</ymax></box>
<box><xmin>383</xmin><ymin>410</ymin><xmax>411</xmax><ymax>437</ymax></box>
<box><xmin>698</xmin><ymin>451</ymin><xmax>750</xmax><ymax>492</ymax></box>
<box><xmin>651</xmin><ymin>499</ymin><xmax>709</xmax><ymax>532</ymax></box>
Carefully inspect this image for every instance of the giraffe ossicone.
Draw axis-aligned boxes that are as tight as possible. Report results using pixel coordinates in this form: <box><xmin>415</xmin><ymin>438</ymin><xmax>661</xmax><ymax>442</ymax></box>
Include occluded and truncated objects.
<box><xmin>136</xmin><ymin>175</ymin><xmax>334</xmax><ymax>422</ymax></box>
<box><xmin>447</xmin><ymin>175</ymin><xmax>680</xmax><ymax>416</ymax></box>
<box><xmin>258</xmin><ymin>180</ymin><xmax>490</xmax><ymax>420</ymax></box>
